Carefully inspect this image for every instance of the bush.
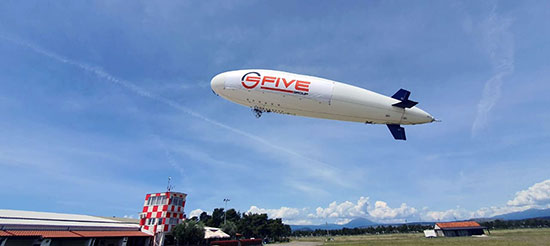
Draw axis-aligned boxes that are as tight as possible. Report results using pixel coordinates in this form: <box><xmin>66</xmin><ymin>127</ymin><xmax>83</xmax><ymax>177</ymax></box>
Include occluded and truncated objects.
<box><xmin>172</xmin><ymin>220</ymin><xmax>205</xmax><ymax>246</ymax></box>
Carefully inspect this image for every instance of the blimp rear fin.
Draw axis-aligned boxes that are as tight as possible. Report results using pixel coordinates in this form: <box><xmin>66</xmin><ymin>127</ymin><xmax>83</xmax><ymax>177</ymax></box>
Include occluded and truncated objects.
<box><xmin>387</xmin><ymin>124</ymin><xmax>406</xmax><ymax>140</ymax></box>
<box><xmin>392</xmin><ymin>89</ymin><xmax>418</xmax><ymax>109</ymax></box>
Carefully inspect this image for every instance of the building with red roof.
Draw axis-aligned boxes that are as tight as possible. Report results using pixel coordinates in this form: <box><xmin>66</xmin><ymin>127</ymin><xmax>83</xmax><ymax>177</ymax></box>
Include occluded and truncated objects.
<box><xmin>0</xmin><ymin>209</ymin><xmax>151</xmax><ymax>246</ymax></box>
<box><xmin>0</xmin><ymin>191</ymin><xmax>190</xmax><ymax>246</ymax></box>
<box><xmin>434</xmin><ymin>221</ymin><xmax>486</xmax><ymax>237</ymax></box>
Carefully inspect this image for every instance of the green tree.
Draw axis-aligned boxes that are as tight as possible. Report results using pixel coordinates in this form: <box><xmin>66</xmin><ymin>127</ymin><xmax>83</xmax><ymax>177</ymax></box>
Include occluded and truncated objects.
<box><xmin>225</xmin><ymin>209</ymin><xmax>241</xmax><ymax>223</ymax></box>
<box><xmin>221</xmin><ymin>221</ymin><xmax>238</xmax><ymax>238</ymax></box>
<box><xmin>199</xmin><ymin>212</ymin><xmax>211</xmax><ymax>224</ymax></box>
<box><xmin>266</xmin><ymin>218</ymin><xmax>291</xmax><ymax>242</ymax></box>
<box><xmin>196</xmin><ymin>208</ymin><xmax>291</xmax><ymax>242</ymax></box>
<box><xmin>211</xmin><ymin>208</ymin><xmax>225</xmax><ymax>227</ymax></box>
<box><xmin>238</xmin><ymin>213</ymin><xmax>269</xmax><ymax>238</ymax></box>
<box><xmin>172</xmin><ymin>220</ymin><xmax>205</xmax><ymax>246</ymax></box>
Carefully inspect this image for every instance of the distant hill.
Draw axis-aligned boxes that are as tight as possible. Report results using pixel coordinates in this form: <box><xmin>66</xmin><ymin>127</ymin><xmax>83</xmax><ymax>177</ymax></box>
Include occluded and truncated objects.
<box><xmin>290</xmin><ymin>217</ymin><xmax>377</xmax><ymax>231</ymax></box>
<box><xmin>491</xmin><ymin>208</ymin><xmax>550</xmax><ymax>220</ymax></box>
<box><xmin>343</xmin><ymin>217</ymin><xmax>378</xmax><ymax>228</ymax></box>
<box><xmin>291</xmin><ymin>209</ymin><xmax>550</xmax><ymax>231</ymax></box>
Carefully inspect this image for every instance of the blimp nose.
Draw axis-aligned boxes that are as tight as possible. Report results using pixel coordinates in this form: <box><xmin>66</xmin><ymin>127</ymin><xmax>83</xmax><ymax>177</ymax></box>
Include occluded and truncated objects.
<box><xmin>210</xmin><ymin>73</ymin><xmax>225</xmax><ymax>95</ymax></box>
<box><xmin>404</xmin><ymin>107</ymin><xmax>436</xmax><ymax>124</ymax></box>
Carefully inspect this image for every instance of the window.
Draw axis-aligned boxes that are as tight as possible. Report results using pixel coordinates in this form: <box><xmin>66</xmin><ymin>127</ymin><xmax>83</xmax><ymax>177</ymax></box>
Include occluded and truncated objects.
<box><xmin>168</xmin><ymin>218</ymin><xmax>180</xmax><ymax>225</ymax></box>
<box><xmin>150</xmin><ymin>195</ymin><xmax>167</xmax><ymax>205</ymax></box>
<box><xmin>172</xmin><ymin>197</ymin><xmax>184</xmax><ymax>206</ymax></box>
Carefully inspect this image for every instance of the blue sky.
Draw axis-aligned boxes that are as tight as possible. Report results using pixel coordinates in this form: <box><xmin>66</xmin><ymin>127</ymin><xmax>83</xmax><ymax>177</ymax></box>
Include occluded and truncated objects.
<box><xmin>1</xmin><ymin>1</ymin><xmax>550</xmax><ymax>225</ymax></box>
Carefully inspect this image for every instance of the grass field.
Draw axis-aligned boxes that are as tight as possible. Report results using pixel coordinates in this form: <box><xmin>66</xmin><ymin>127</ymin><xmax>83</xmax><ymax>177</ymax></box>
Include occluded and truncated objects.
<box><xmin>291</xmin><ymin>228</ymin><xmax>550</xmax><ymax>246</ymax></box>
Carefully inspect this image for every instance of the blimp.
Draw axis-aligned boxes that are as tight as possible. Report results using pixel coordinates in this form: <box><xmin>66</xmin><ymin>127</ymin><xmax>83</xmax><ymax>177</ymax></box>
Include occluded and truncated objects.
<box><xmin>211</xmin><ymin>69</ymin><xmax>436</xmax><ymax>140</ymax></box>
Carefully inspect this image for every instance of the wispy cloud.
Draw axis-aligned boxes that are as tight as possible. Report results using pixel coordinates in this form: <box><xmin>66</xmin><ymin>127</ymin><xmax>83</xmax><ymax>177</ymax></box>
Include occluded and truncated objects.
<box><xmin>0</xmin><ymin>34</ymin><xmax>347</xmax><ymax>187</ymax></box>
<box><xmin>472</xmin><ymin>7</ymin><xmax>514</xmax><ymax>136</ymax></box>
<box><xmin>172</xmin><ymin>143</ymin><xmax>246</xmax><ymax>170</ymax></box>
<box><xmin>150</xmin><ymin>134</ymin><xmax>186</xmax><ymax>178</ymax></box>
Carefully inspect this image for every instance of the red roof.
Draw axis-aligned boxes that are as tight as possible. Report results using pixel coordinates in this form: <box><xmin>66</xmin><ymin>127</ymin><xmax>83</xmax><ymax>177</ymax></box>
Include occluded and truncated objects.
<box><xmin>0</xmin><ymin>231</ymin><xmax>14</xmax><ymax>236</ymax></box>
<box><xmin>436</xmin><ymin>221</ymin><xmax>482</xmax><ymax>229</ymax></box>
<box><xmin>73</xmin><ymin>231</ymin><xmax>151</xmax><ymax>237</ymax></box>
<box><xmin>5</xmin><ymin>231</ymin><xmax>82</xmax><ymax>238</ymax></box>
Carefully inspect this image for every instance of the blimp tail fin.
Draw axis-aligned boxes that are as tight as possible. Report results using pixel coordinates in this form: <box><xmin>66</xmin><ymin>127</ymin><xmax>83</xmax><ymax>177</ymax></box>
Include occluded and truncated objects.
<box><xmin>387</xmin><ymin>124</ymin><xmax>406</xmax><ymax>140</ymax></box>
<box><xmin>392</xmin><ymin>89</ymin><xmax>418</xmax><ymax>108</ymax></box>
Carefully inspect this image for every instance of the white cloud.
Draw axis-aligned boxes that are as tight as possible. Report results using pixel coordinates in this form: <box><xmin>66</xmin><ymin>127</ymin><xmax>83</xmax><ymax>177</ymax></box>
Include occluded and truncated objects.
<box><xmin>424</xmin><ymin>207</ymin><xmax>473</xmax><ymax>221</ymax></box>
<box><xmin>311</xmin><ymin>197</ymin><xmax>417</xmax><ymax>222</ymax></box>
<box><xmin>189</xmin><ymin>209</ymin><xmax>204</xmax><ymax>218</ymax></box>
<box><xmin>251</xmin><ymin>197</ymin><xmax>419</xmax><ymax>224</ymax></box>
<box><xmin>424</xmin><ymin>180</ymin><xmax>550</xmax><ymax>220</ymax></box>
<box><xmin>287</xmin><ymin>219</ymin><xmax>314</xmax><ymax>225</ymax></box>
<box><xmin>246</xmin><ymin>197</ymin><xmax>372</xmax><ymax>225</ymax></box>
<box><xmin>368</xmin><ymin>201</ymin><xmax>417</xmax><ymax>220</ymax></box>
<box><xmin>334</xmin><ymin>218</ymin><xmax>352</xmax><ymax>225</ymax></box>
<box><xmin>247</xmin><ymin>206</ymin><xmax>301</xmax><ymax>220</ymax></box>
<box><xmin>200</xmin><ymin>180</ymin><xmax>550</xmax><ymax>225</ymax></box>
<box><xmin>312</xmin><ymin>196</ymin><xmax>370</xmax><ymax>219</ymax></box>
<box><xmin>507</xmin><ymin>180</ymin><xmax>550</xmax><ymax>207</ymax></box>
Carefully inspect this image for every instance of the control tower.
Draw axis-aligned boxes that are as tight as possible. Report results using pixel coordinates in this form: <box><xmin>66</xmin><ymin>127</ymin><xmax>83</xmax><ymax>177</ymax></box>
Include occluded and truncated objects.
<box><xmin>139</xmin><ymin>191</ymin><xmax>187</xmax><ymax>245</ymax></box>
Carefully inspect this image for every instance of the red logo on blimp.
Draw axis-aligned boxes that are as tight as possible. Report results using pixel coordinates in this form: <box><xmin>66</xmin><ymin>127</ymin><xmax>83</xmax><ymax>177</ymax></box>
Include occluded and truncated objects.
<box><xmin>241</xmin><ymin>72</ymin><xmax>262</xmax><ymax>89</ymax></box>
<box><xmin>241</xmin><ymin>72</ymin><xmax>311</xmax><ymax>95</ymax></box>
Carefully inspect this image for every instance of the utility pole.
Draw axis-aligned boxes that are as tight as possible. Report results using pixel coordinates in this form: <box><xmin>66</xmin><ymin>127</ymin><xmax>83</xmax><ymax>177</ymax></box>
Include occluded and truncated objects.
<box><xmin>223</xmin><ymin>198</ymin><xmax>230</xmax><ymax>225</ymax></box>
<box><xmin>326</xmin><ymin>222</ymin><xmax>329</xmax><ymax>238</ymax></box>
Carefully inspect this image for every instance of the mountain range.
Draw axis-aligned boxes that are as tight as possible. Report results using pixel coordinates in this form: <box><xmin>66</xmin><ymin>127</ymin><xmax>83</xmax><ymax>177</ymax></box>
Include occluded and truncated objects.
<box><xmin>490</xmin><ymin>208</ymin><xmax>550</xmax><ymax>220</ymax></box>
<box><xmin>290</xmin><ymin>217</ymin><xmax>377</xmax><ymax>231</ymax></box>
<box><xmin>290</xmin><ymin>208</ymin><xmax>550</xmax><ymax>231</ymax></box>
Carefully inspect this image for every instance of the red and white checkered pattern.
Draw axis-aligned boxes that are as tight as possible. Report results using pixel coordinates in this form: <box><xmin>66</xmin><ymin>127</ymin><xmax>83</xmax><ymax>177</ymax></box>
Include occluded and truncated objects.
<box><xmin>139</xmin><ymin>192</ymin><xmax>187</xmax><ymax>233</ymax></box>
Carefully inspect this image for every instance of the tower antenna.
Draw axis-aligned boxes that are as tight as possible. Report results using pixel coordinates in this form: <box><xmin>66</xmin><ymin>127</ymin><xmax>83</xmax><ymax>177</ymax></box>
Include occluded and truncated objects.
<box><xmin>167</xmin><ymin>177</ymin><xmax>175</xmax><ymax>191</ymax></box>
